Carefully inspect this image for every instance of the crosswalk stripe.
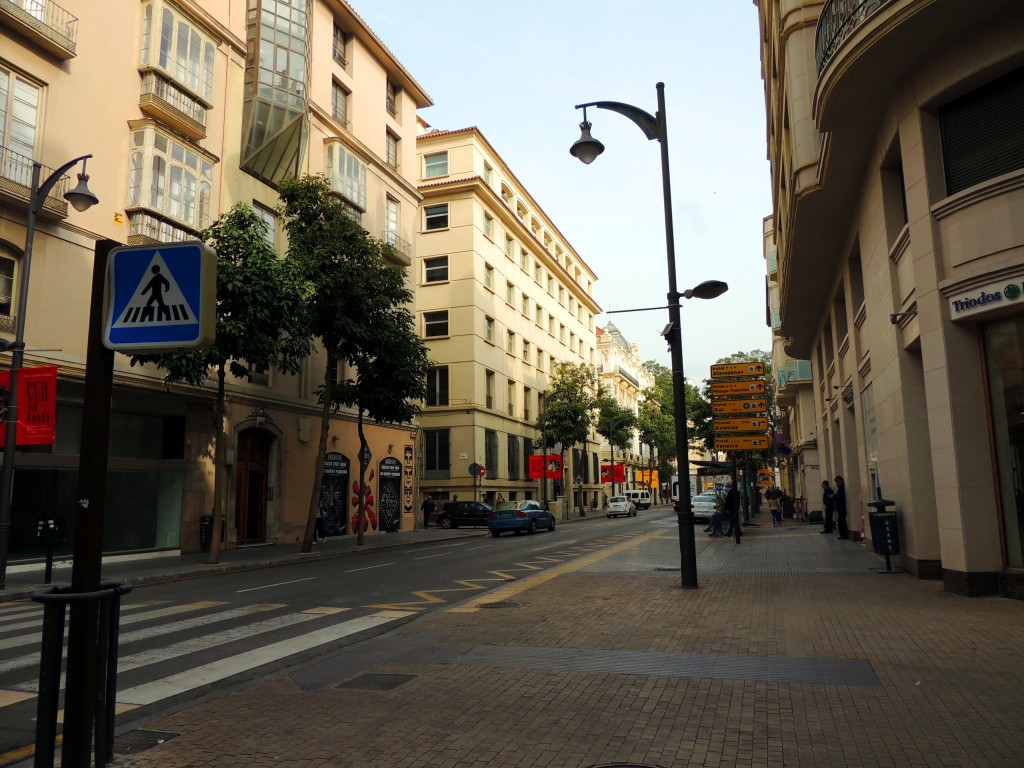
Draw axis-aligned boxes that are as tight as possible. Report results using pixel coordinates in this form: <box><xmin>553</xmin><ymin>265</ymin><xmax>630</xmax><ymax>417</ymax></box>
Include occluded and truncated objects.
<box><xmin>0</xmin><ymin>600</ymin><xmax>169</xmax><ymax>637</ymax></box>
<box><xmin>116</xmin><ymin>610</ymin><xmax>414</xmax><ymax>706</ymax></box>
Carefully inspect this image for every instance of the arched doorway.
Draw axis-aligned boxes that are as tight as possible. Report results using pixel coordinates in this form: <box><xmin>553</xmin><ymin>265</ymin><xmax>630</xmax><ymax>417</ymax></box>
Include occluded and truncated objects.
<box><xmin>235</xmin><ymin>429</ymin><xmax>272</xmax><ymax>542</ymax></box>
<box><xmin>321</xmin><ymin>452</ymin><xmax>350</xmax><ymax>536</ymax></box>
<box><xmin>378</xmin><ymin>457</ymin><xmax>402</xmax><ymax>532</ymax></box>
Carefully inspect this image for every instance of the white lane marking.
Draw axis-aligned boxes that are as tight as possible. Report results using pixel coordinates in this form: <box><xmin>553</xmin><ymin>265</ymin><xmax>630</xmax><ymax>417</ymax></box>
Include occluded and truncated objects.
<box><xmin>116</xmin><ymin>610</ymin><xmax>413</xmax><ymax>706</ymax></box>
<box><xmin>0</xmin><ymin>600</ymin><xmax>165</xmax><ymax>636</ymax></box>
<box><xmin>415</xmin><ymin>552</ymin><xmax>452</xmax><ymax>560</ymax></box>
<box><xmin>466</xmin><ymin>545</ymin><xmax>492</xmax><ymax>551</ymax></box>
<box><xmin>343</xmin><ymin>563</ymin><xmax>394</xmax><ymax>574</ymax></box>
<box><xmin>236</xmin><ymin>577</ymin><xmax>316</xmax><ymax>594</ymax></box>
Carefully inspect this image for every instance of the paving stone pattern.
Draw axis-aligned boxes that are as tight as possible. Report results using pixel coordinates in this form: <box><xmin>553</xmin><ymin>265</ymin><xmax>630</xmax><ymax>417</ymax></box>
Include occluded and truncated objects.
<box><xmin>114</xmin><ymin>527</ymin><xmax>1024</xmax><ymax>768</ymax></box>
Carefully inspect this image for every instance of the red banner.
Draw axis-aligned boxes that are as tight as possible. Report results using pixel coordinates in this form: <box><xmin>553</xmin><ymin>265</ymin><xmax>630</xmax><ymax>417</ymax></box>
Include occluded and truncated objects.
<box><xmin>0</xmin><ymin>365</ymin><xmax>58</xmax><ymax>446</ymax></box>
<box><xmin>600</xmin><ymin>464</ymin><xmax>625</xmax><ymax>483</ymax></box>
<box><xmin>528</xmin><ymin>454</ymin><xmax>563</xmax><ymax>480</ymax></box>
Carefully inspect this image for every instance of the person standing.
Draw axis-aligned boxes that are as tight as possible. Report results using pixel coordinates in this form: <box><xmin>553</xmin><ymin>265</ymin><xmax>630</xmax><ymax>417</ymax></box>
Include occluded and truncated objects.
<box><xmin>724</xmin><ymin>480</ymin><xmax>742</xmax><ymax>543</ymax></box>
<box><xmin>420</xmin><ymin>495</ymin><xmax>435</xmax><ymax>529</ymax></box>
<box><xmin>821</xmin><ymin>480</ymin><xmax>835</xmax><ymax>534</ymax></box>
<box><xmin>768</xmin><ymin>488</ymin><xmax>782</xmax><ymax>528</ymax></box>
<box><xmin>834</xmin><ymin>475</ymin><xmax>849</xmax><ymax>539</ymax></box>
<box><xmin>315</xmin><ymin>500</ymin><xmax>327</xmax><ymax>543</ymax></box>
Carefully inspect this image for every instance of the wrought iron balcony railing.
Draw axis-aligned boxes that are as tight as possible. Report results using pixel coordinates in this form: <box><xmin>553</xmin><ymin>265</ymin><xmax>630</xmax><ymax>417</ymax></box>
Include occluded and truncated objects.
<box><xmin>0</xmin><ymin>0</ymin><xmax>78</xmax><ymax>57</ymax></box>
<box><xmin>815</xmin><ymin>0</ymin><xmax>895</xmax><ymax>74</ymax></box>
<box><xmin>0</xmin><ymin>145</ymin><xmax>69</xmax><ymax>214</ymax></box>
<box><xmin>139</xmin><ymin>71</ymin><xmax>208</xmax><ymax>139</ymax></box>
<box><xmin>382</xmin><ymin>229</ymin><xmax>411</xmax><ymax>257</ymax></box>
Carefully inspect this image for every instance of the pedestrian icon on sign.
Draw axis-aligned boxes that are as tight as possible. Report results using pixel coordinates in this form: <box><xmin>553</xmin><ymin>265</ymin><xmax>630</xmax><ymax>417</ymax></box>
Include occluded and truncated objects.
<box><xmin>113</xmin><ymin>251</ymin><xmax>196</xmax><ymax>328</ymax></box>
<box><xmin>141</xmin><ymin>265</ymin><xmax>172</xmax><ymax>321</ymax></box>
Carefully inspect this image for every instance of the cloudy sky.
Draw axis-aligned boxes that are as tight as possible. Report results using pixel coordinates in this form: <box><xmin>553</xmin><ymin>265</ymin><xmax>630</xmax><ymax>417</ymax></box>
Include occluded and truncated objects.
<box><xmin>356</xmin><ymin>1</ymin><xmax>773</xmax><ymax>382</ymax></box>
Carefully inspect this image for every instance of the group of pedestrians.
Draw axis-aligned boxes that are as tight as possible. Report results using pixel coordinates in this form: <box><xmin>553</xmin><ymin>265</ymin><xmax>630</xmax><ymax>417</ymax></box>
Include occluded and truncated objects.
<box><xmin>704</xmin><ymin>480</ymin><xmax>742</xmax><ymax>542</ymax></box>
<box><xmin>820</xmin><ymin>476</ymin><xmax>849</xmax><ymax>539</ymax></box>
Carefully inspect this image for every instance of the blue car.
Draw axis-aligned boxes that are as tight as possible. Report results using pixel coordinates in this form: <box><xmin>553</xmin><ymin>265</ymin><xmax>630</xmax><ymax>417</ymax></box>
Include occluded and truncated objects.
<box><xmin>488</xmin><ymin>500</ymin><xmax>556</xmax><ymax>537</ymax></box>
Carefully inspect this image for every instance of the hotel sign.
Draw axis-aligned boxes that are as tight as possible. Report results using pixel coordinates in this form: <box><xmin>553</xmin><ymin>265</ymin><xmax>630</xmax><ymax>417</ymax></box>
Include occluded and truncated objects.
<box><xmin>710</xmin><ymin>379</ymin><xmax>766</xmax><ymax>397</ymax></box>
<box><xmin>948</xmin><ymin>277</ymin><xmax>1024</xmax><ymax>320</ymax></box>
<box><xmin>712</xmin><ymin>398</ymin><xmax>768</xmax><ymax>415</ymax></box>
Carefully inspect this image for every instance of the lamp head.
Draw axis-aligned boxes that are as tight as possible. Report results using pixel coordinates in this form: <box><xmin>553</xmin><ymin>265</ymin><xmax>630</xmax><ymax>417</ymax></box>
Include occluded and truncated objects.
<box><xmin>64</xmin><ymin>158</ymin><xmax>98</xmax><ymax>213</ymax></box>
<box><xmin>690</xmin><ymin>280</ymin><xmax>729</xmax><ymax>300</ymax></box>
<box><xmin>570</xmin><ymin>121</ymin><xmax>604</xmax><ymax>165</ymax></box>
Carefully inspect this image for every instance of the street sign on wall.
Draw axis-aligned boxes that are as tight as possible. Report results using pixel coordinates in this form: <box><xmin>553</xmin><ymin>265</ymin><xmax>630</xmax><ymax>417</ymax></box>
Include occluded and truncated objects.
<box><xmin>711</xmin><ymin>362</ymin><xmax>765</xmax><ymax>378</ymax></box>
<box><xmin>103</xmin><ymin>241</ymin><xmax>216</xmax><ymax>352</ymax></box>
<box><xmin>712</xmin><ymin>398</ymin><xmax>768</xmax><ymax>415</ymax></box>
<box><xmin>713</xmin><ymin>417</ymin><xmax>769</xmax><ymax>433</ymax></box>
<box><xmin>710</xmin><ymin>379</ymin><xmax>766</xmax><ymax>397</ymax></box>
<box><xmin>715</xmin><ymin>435</ymin><xmax>770</xmax><ymax>451</ymax></box>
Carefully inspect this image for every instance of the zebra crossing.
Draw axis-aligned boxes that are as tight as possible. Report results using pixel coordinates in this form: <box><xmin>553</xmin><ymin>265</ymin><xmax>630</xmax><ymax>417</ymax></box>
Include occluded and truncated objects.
<box><xmin>0</xmin><ymin>596</ymin><xmax>414</xmax><ymax>720</ymax></box>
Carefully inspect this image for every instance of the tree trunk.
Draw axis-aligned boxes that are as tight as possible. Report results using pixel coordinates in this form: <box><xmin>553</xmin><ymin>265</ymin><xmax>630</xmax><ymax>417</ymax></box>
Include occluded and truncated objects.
<box><xmin>356</xmin><ymin>408</ymin><xmax>367</xmax><ymax>546</ymax></box>
<box><xmin>206</xmin><ymin>363</ymin><xmax>227</xmax><ymax>564</ymax></box>
<box><xmin>302</xmin><ymin>351</ymin><xmax>335</xmax><ymax>553</ymax></box>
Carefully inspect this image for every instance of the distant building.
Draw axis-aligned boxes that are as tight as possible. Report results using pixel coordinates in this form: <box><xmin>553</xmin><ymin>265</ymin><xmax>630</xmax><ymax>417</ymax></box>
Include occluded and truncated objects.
<box><xmin>414</xmin><ymin>126</ymin><xmax>603</xmax><ymax>512</ymax></box>
<box><xmin>755</xmin><ymin>0</ymin><xmax>1024</xmax><ymax>596</ymax></box>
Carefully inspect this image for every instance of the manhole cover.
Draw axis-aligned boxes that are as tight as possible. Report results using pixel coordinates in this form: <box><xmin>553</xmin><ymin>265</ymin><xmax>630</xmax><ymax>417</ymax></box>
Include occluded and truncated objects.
<box><xmin>113</xmin><ymin>729</ymin><xmax>179</xmax><ymax>755</ymax></box>
<box><xmin>480</xmin><ymin>600</ymin><xmax>521</xmax><ymax>609</ymax></box>
<box><xmin>337</xmin><ymin>673</ymin><xmax>416</xmax><ymax>691</ymax></box>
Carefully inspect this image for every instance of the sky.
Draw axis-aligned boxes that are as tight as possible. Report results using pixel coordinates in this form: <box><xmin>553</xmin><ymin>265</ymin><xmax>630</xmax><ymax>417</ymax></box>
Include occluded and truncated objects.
<box><xmin>355</xmin><ymin>1</ymin><xmax>773</xmax><ymax>383</ymax></box>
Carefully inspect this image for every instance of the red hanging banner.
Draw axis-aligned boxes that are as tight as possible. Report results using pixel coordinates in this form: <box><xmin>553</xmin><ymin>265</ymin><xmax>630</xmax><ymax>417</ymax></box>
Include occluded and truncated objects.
<box><xmin>0</xmin><ymin>365</ymin><xmax>58</xmax><ymax>446</ymax></box>
<box><xmin>600</xmin><ymin>464</ymin><xmax>625</xmax><ymax>483</ymax></box>
<box><xmin>528</xmin><ymin>454</ymin><xmax>563</xmax><ymax>480</ymax></box>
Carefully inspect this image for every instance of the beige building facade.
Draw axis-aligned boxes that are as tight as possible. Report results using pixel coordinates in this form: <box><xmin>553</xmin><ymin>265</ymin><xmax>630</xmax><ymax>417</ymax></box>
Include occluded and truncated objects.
<box><xmin>0</xmin><ymin>0</ymin><xmax>431</xmax><ymax>559</ymax></box>
<box><xmin>756</xmin><ymin>0</ymin><xmax>1024</xmax><ymax>596</ymax></box>
<box><xmin>414</xmin><ymin>127</ymin><xmax>604</xmax><ymax>513</ymax></box>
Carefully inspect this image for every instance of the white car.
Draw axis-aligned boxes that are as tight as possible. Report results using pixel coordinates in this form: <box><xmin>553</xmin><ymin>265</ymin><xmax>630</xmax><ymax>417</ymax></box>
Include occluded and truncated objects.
<box><xmin>690</xmin><ymin>492</ymin><xmax>721</xmax><ymax>522</ymax></box>
<box><xmin>607</xmin><ymin>495</ymin><xmax>637</xmax><ymax>518</ymax></box>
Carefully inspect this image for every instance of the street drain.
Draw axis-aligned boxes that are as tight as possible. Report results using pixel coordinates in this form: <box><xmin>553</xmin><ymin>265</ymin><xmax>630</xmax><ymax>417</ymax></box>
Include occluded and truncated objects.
<box><xmin>113</xmin><ymin>729</ymin><xmax>179</xmax><ymax>755</ymax></box>
<box><xmin>480</xmin><ymin>600</ymin><xmax>521</xmax><ymax>609</ymax></box>
<box><xmin>337</xmin><ymin>673</ymin><xmax>416</xmax><ymax>691</ymax></box>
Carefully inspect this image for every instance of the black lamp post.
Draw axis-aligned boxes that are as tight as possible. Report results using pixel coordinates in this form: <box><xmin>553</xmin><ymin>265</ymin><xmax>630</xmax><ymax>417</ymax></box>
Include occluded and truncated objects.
<box><xmin>0</xmin><ymin>154</ymin><xmax>98</xmax><ymax>589</ymax></box>
<box><xmin>571</xmin><ymin>83</ymin><xmax>727</xmax><ymax>589</ymax></box>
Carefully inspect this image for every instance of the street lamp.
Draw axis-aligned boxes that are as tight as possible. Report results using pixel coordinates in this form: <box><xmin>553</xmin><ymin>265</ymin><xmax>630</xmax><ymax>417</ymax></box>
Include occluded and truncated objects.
<box><xmin>0</xmin><ymin>154</ymin><xmax>98</xmax><ymax>589</ymax></box>
<box><xmin>571</xmin><ymin>83</ymin><xmax>727</xmax><ymax>589</ymax></box>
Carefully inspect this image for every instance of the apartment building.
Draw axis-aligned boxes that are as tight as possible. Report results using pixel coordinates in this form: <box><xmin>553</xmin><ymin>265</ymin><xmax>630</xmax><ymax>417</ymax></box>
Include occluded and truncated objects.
<box><xmin>0</xmin><ymin>0</ymin><xmax>431</xmax><ymax>559</ymax></box>
<box><xmin>414</xmin><ymin>127</ymin><xmax>603</xmax><ymax>511</ymax></box>
<box><xmin>755</xmin><ymin>0</ymin><xmax>1024</xmax><ymax>596</ymax></box>
<box><xmin>596</xmin><ymin>323</ymin><xmax>656</xmax><ymax>492</ymax></box>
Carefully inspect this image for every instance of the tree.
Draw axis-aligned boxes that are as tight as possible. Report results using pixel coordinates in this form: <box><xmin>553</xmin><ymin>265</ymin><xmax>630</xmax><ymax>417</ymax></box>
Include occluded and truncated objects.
<box><xmin>637</xmin><ymin>396</ymin><xmax>673</xmax><ymax>490</ymax></box>
<box><xmin>536</xmin><ymin>362</ymin><xmax>597</xmax><ymax>499</ymax></box>
<box><xmin>131</xmin><ymin>204</ymin><xmax>313</xmax><ymax>563</ymax></box>
<box><xmin>594</xmin><ymin>395</ymin><xmax>637</xmax><ymax>493</ymax></box>
<box><xmin>278</xmin><ymin>175</ymin><xmax>429</xmax><ymax>549</ymax></box>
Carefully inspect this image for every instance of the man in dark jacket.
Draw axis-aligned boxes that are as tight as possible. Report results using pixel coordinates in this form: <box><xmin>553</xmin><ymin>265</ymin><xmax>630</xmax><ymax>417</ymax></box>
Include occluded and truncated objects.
<box><xmin>724</xmin><ymin>481</ymin><xmax>742</xmax><ymax>543</ymax></box>
<box><xmin>821</xmin><ymin>480</ymin><xmax>835</xmax><ymax>534</ymax></box>
<box><xmin>420</xmin><ymin>496</ymin><xmax>435</xmax><ymax>529</ymax></box>
<box><xmin>835</xmin><ymin>475</ymin><xmax>849</xmax><ymax>539</ymax></box>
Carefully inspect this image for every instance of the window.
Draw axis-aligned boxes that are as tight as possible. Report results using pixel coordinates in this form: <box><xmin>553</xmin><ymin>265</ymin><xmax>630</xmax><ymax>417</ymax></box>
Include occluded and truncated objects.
<box><xmin>520</xmin><ymin>249</ymin><xmax>528</xmax><ymax>271</ymax></box>
<box><xmin>536</xmin><ymin>347</ymin><xmax>544</xmax><ymax>369</ymax></box>
<box><xmin>485</xmin><ymin>430</ymin><xmax>498</xmax><ymax>478</ymax></box>
<box><xmin>325</xmin><ymin>142</ymin><xmax>367</xmax><ymax>209</ymax></box>
<box><xmin>505</xmin><ymin>281</ymin><xmax>514</xmax><ymax>305</ymax></box>
<box><xmin>386</xmin><ymin>80</ymin><xmax>399</xmax><ymax>116</ymax></box>
<box><xmin>140</xmin><ymin>3</ymin><xmax>216</xmax><ymax>101</ymax></box>
<box><xmin>483</xmin><ymin>163</ymin><xmax>493</xmax><ymax>185</ymax></box>
<box><xmin>505</xmin><ymin>235</ymin><xmax>514</xmax><ymax>259</ymax></box>
<box><xmin>485</xmin><ymin>316</ymin><xmax>494</xmax><ymax>343</ymax></box>
<box><xmin>127</xmin><ymin>127</ymin><xmax>214</xmax><ymax>232</ymax></box>
<box><xmin>424</xmin><ymin>204</ymin><xmax>448</xmax><ymax>230</ymax></box>
<box><xmin>558</xmin><ymin>286</ymin><xmax>565</xmax><ymax>305</ymax></box>
<box><xmin>548</xmin><ymin>316</ymin><xmax>555</xmax><ymax>335</ymax></box>
<box><xmin>426</xmin><ymin>366</ymin><xmax>449</xmax><ymax>406</ymax></box>
<box><xmin>569</xmin><ymin>297</ymin><xmax>575</xmax><ymax>314</ymax></box>
<box><xmin>547</xmin><ymin>276</ymin><xmax>555</xmax><ymax>295</ymax></box>
<box><xmin>533</xmin><ymin>263</ymin><xmax>541</xmax><ymax>282</ymax></box>
<box><xmin>506</xmin><ymin>330</ymin><xmax>515</xmax><ymax>354</ymax></box>
<box><xmin>559</xmin><ymin>324</ymin><xmax>566</xmax><ymax>344</ymax></box>
<box><xmin>507</xmin><ymin>380</ymin><xmax>515</xmax><ymax>416</ymax></box>
<box><xmin>483</xmin><ymin>213</ymin><xmax>494</xmax><ymax>239</ymax></box>
<box><xmin>485</xmin><ymin>371</ymin><xmax>495</xmax><ymax>408</ymax></box>
<box><xmin>0</xmin><ymin>250</ymin><xmax>14</xmax><ymax>317</ymax></box>
<box><xmin>385</xmin><ymin>196</ymin><xmax>400</xmax><ymax>248</ymax></box>
<box><xmin>331</xmin><ymin>81</ymin><xmax>349</xmax><ymax>125</ymax></box>
<box><xmin>535</xmin><ymin>306</ymin><xmax>543</xmax><ymax>326</ymax></box>
<box><xmin>251</xmin><ymin>203</ymin><xmax>276</xmax><ymax>248</ymax></box>
<box><xmin>484</xmin><ymin>264</ymin><xmax>494</xmax><ymax>290</ymax></box>
<box><xmin>386</xmin><ymin>131</ymin><xmax>399</xmax><ymax>169</ymax></box>
<box><xmin>570</xmin><ymin>332</ymin><xmax>575</xmax><ymax>349</ymax></box>
<box><xmin>424</xmin><ymin>152</ymin><xmax>448</xmax><ymax>178</ymax></box>
<box><xmin>521</xmin><ymin>293</ymin><xmax>530</xmax><ymax>316</ymax></box>
<box><xmin>523</xmin><ymin>387</ymin><xmax>532</xmax><ymax>421</ymax></box>
<box><xmin>424</xmin><ymin>256</ymin><xmax>448</xmax><ymax>283</ymax></box>
<box><xmin>424</xmin><ymin>310</ymin><xmax>449</xmax><ymax>337</ymax></box>
<box><xmin>522</xmin><ymin>340</ymin><xmax>531</xmax><ymax>363</ymax></box>
<box><xmin>501</xmin><ymin>184</ymin><xmax>513</xmax><ymax>204</ymax></box>
<box><xmin>332</xmin><ymin>24</ymin><xmax>349</xmax><ymax>65</ymax></box>
<box><xmin>508</xmin><ymin>435</ymin><xmax>520</xmax><ymax>480</ymax></box>
<box><xmin>424</xmin><ymin>428</ymin><xmax>450</xmax><ymax>474</ymax></box>
<box><xmin>0</xmin><ymin>68</ymin><xmax>40</xmax><ymax>181</ymax></box>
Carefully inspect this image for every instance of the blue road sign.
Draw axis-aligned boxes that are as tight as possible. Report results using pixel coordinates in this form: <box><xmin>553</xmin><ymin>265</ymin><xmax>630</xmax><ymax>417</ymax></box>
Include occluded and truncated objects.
<box><xmin>103</xmin><ymin>241</ymin><xmax>216</xmax><ymax>352</ymax></box>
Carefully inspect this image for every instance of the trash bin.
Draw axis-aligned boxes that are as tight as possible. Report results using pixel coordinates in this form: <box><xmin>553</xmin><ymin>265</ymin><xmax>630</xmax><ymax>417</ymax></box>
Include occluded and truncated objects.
<box><xmin>199</xmin><ymin>515</ymin><xmax>214</xmax><ymax>550</ymax></box>
<box><xmin>867</xmin><ymin>499</ymin><xmax>900</xmax><ymax>571</ymax></box>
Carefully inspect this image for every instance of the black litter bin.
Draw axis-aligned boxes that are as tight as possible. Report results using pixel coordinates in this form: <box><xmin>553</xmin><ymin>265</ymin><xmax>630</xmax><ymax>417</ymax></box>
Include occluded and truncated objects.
<box><xmin>867</xmin><ymin>499</ymin><xmax>900</xmax><ymax>571</ymax></box>
<box><xmin>199</xmin><ymin>515</ymin><xmax>214</xmax><ymax>550</ymax></box>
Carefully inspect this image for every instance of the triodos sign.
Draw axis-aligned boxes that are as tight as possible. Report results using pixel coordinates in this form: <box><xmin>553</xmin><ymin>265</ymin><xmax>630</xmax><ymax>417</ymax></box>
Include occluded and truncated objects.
<box><xmin>948</xmin><ymin>278</ymin><xmax>1024</xmax><ymax>320</ymax></box>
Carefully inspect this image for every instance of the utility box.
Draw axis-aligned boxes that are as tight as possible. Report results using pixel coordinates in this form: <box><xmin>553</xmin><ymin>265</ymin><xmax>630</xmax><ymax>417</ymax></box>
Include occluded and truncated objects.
<box><xmin>199</xmin><ymin>515</ymin><xmax>214</xmax><ymax>550</ymax></box>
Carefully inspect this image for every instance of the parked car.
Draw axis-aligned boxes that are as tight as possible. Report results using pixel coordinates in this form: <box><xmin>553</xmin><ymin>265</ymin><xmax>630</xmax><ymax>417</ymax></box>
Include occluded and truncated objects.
<box><xmin>689</xmin><ymin>492</ymin><xmax>721</xmax><ymax>522</ymax></box>
<box><xmin>607</xmin><ymin>495</ymin><xmax>637</xmax><ymax>518</ymax></box>
<box><xmin>623</xmin><ymin>489</ymin><xmax>652</xmax><ymax>510</ymax></box>
<box><xmin>437</xmin><ymin>500</ymin><xmax>492</xmax><ymax>529</ymax></box>
<box><xmin>487</xmin><ymin>500</ymin><xmax>556</xmax><ymax>536</ymax></box>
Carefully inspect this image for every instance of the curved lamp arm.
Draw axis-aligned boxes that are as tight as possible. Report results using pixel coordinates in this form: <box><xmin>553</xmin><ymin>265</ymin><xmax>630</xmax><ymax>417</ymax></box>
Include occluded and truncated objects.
<box><xmin>574</xmin><ymin>98</ymin><xmax>661</xmax><ymax>142</ymax></box>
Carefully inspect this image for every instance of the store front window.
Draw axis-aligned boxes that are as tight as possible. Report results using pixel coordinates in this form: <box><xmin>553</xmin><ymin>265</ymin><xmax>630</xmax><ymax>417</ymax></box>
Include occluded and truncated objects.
<box><xmin>984</xmin><ymin>316</ymin><xmax>1024</xmax><ymax>568</ymax></box>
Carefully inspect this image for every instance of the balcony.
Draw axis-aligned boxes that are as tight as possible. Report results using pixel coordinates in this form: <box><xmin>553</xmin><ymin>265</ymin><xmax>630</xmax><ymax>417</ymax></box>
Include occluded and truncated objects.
<box><xmin>776</xmin><ymin>359</ymin><xmax>813</xmax><ymax>406</ymax></box>
<box><xmin>0</xmin><ymin>146</ymin><xmax>69</xmax><ymax>216</ymax></box>
<box><xmin>126</xmin><ymin>212</ymin><xmax>198</xmax><ymax>247</ymax></box>
<box><xmin>0</xmin><ymin>0</ymin><xmax>77</xmax><ymax>59</ymax></box>
<box><xmin>767</xmin><ymin>248</ymin><xmax>778</xmax><ymax>280</ymax></box>
<box><xmin>382</xmin><ymin>229</ymin><xmax>412</xmax><ymax>266</ymax></box>
<box><xmin>139</xmin><ymin>71</ymin><xmax>208</xmax><ymax>141</ymax></box>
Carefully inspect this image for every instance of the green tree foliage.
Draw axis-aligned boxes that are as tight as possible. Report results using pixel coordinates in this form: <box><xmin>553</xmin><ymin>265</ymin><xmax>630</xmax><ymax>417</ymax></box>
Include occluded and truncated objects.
<box><xmin>536</xmin><ymin>362</ymin><xmax>597</xmax><ymax>493</ymax></box>
<box><xmin>131</xmin><ymin>203</ymin><xmax>313</xmax><ymax>563</ymax></box>
<box><xmin>278</xmin><ymin>175</ymin><xmax>429</xmax><ymax>548</ymax></box>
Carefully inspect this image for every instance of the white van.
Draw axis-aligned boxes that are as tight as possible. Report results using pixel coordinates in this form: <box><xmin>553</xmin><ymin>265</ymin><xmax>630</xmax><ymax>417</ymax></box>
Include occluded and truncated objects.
<box><xmin>623</xmin><ymin>489</ymin><xmax>652</xmax><ymax>510</ymax></box>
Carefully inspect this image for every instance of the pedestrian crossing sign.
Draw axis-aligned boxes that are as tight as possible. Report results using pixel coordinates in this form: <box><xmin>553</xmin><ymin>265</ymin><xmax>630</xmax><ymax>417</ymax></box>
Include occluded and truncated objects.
<box><xmin>103</xmin><ymin>241</ymin><xmax>216</xmax><ymax>352</ymax></box>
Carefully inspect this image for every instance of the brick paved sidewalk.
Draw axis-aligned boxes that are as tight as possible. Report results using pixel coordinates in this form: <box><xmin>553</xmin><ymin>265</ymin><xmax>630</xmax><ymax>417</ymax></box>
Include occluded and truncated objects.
<box><xmin>111</xmin><ymin>524</ymin><xmax>1024</xmax><ymax>768</ymax></box>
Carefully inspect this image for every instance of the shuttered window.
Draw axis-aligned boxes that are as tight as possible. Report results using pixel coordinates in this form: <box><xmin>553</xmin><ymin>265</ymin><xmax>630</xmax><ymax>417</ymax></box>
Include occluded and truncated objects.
<box><xmin>940</xmin><ymin>67</ymin><xmax>1024</xmax><ymax>195</ymax></box>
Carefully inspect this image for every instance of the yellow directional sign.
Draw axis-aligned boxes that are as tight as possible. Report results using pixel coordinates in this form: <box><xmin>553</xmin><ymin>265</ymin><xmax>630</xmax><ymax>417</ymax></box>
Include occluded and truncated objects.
<box><xmin>712</xmin><ymin>398</ymin><xmax>768</xmax><ymax>415</ymax></box>
<box><xmin>715</xmin><ymin>435</ymin><xmax>770</xmax><ymax>451</ymax></box>
<box><xmin>714</xmin><ymin>417</ymin><xmax>769</xmax><ymax>433</ymax></box>
<box><xmin>711</xmin><ymin>379</ymin><xmax>766</xmax><ymax>397</ymax></box>
<box><xmin>711</xmin><ymin>362</ymin><xmax>765</xmax><ymax>379</ymax></box>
